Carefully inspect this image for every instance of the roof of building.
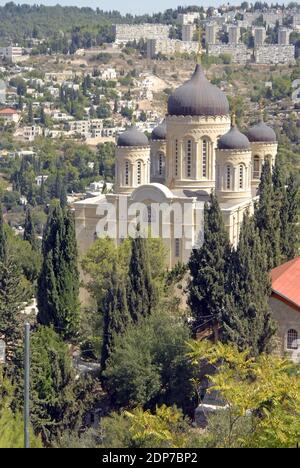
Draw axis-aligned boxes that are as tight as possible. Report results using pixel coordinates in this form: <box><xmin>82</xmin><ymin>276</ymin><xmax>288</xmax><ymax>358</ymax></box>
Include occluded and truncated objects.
<box><xmin>117</xmin><ymin>126</ymin><xmax>149</xmax><ymax>147</ymax></box>
<box><xmin>247</xmin><ymin>121</ymin><xmax>277</xmax><ymax>143</ymax></box>
<box><xmin>0</xmin><ymin>108</ymin><xmax>18</xmax><ymax>114</ymax></box>
<box><xmin>271</xmin><ymin>257</ymin><xmax>300</xmax><ymax>310</ymax></box>
<box><xmin>218</xmin><ymin>125</ymin><xmax>251</xmax><ymax>150</ymax></box>
<box><xmin>168</xmin><ymin>64</ymin><xmax>230</xmax><ymax>117</ymax></box>
<box><xmin>151</xmin><ymin>120</ymin><xmax>167</xmax><ymax>141</ymax></box>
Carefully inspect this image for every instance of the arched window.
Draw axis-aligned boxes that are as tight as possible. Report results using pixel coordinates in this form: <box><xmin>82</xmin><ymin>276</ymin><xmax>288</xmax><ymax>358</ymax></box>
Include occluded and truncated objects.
<box><xmin>158</xmin><ymin>153</ymin><xmax>165</xmax><ymax>176</ymax></box>
<box><xmin>202</xmin><ymin>139</ymin><xmax>209</xmax><ymax>178</ymax></box>
<box><xmin>125</xmin><ymin>160</ymin><xmax>130</xmax><ymax>186</ymax></box>
<box><xmin>175</xmin><ymin>140</ymin><xmax>179</xmax><ymax>177</ymax></box>
<box><xmin>287</xmin><ymin>329</ymin><xmax>299</xmax><ymax>350</ymax></box>
<box><xmin>226</xmin><ymin>165</ymin><xmax>232</xmax><ymax>190</ymax></box>
<box><xmin>239</xmin><ymin>164</ymin><xmax>244</xmax><ymax>190</ymax></box>
<box><xmin>175</xmin><ymin>238</ymin><xmax>181</xmax><ymax>258</ymax></box>
<box><xmin>137</xmin><ymin>161</ymin><xmax>142</xmax><ymax>185</ymax></box>
<box><xmin>253</xmin><ymin>156</ymin><xmax>260</xmax><ymax>179</ymax></box>
<box><xmin>185</xmin><ymin>139</ymin><xmax>193</xmax><ymax>178</ymax></box>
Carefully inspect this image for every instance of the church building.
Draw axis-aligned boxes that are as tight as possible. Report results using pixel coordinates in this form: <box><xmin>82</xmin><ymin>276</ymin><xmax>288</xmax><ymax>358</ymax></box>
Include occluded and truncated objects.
<box><xmin>74</xmin><ymin>64</ymin><xmax>278</xmax><ymax>267</ymax></box>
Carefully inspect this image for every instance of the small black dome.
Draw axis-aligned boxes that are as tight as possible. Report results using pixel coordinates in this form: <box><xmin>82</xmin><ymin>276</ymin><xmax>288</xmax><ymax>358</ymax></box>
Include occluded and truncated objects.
<box><xmin>247</xmin><ymin>121</ymin><xmax>277</xmax><ymax>143</ymax></box>
<box><xmin>117</xmin><ymin>127</ymin><xmax>149</xmax><ymax>147</ymax></box>
<box><xmin>152</xmin><ymin>121</ymin><xmax>167</xmax><ymax>141</ymax></box>
<box><xmin>218</xmin><ymin>126</ymin><xmax>251</xmax><ymax>150</ymax></box>
<box><xmin>168</xmin><ymin>64</ymin><xmax>229</xmax><ymax>117</ymax></box>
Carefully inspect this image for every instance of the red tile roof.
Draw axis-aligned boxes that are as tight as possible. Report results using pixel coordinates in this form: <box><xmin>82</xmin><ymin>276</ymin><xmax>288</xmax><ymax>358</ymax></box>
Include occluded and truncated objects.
<box><xmin>0</xmin><ymin>108</ymin><xmax>18</xmax><ymax>114</ymax></box>
<box><xmin>271</xmin><ymin>257</ymin><xmax>300</xmax><ymax>310</ymax></box>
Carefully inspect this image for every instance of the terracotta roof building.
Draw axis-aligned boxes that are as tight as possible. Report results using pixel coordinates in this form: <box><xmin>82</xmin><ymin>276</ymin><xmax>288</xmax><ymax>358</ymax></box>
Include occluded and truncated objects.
<box><xmin>270</xmin><ymin>257</ymin><xmax>300</xmax><ymax>361</ymax></box>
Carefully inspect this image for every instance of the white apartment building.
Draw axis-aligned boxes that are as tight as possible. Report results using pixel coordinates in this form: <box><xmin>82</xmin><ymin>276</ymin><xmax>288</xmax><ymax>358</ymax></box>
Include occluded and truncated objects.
<box><xmin>228</xmin><ymin>26</ymin><xmax>240</xmax><ymax>45</ymax></box>
<box><xmin>182</xmin><ymin>24</ymin><xmax>196</xmax><ymax>42</ymax></box>
<box><xmin>254</xmin><ymin>27</ymin><xmax>266</xmax><ymax>47</ymax></box>
<box><xmin>114</xmin><ymin>24</ymin><xmax>170</xmax><ymax>45</ymax></box>
<box><xmin>23</xmin><ymin>126</ymin><xmax>43</xmax><ymax>141</ymax></box>
<box><xmin>205</xmin><ymin>23</ymin><xmax>218</xmax><ymax>45</ymax></box>
<box><xmin>278</xmin><ymin>28</ymin><xmax>291</xmax><ymax>46</ymax></box>
<box><xmin>147</xmin><ymin>39</ymin><xmax>199</xmax><ymax>59</ymax></box>
<box><xmin>0</xmin><ymin>46</ymin><xmax>23</xmax><ymax>63</ymax></box>
<box><xmin>177</xmin><ymin>12</ymin><xmax>200</xmax><ymax>26</ymax></box>
<box><xmin>255</xmin><ymin>45</ymin><xmax>295</xmax><ymax>65</ymax></box>
<box><xmin>101</xmin><ymin>68</ymin><xmax>117</xmax><ymax>81</ymax></box>
<box><xmin>208</xmin><ymin>44</ymin><xmax>250</xmax><ymax>65</ymax></box>
<box><xmin>69</xmin><ymin>119</ymin><xmax>103</xmax><ymax>137</ymax></box>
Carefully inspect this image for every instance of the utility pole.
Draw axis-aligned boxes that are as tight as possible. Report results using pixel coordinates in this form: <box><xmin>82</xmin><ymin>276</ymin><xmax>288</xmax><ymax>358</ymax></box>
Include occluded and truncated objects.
<box><xmin>24</xmin><ymin>323</ymin><xmax>30</xmax><ymax>449</ymax></box>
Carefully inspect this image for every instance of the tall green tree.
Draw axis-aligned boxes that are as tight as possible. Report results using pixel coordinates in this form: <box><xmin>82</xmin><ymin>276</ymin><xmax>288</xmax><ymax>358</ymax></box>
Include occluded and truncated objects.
<box><xmin>30</xmin><ymin>326</ymin><xmax>95</xmax><ymax>445</ymax></box>
<box><xmin>284</xmin><ymin>175</ymin><xmax>299</xmax><ymax>260</ymax></box>
<box><xmin>101</xmin><ymin>262</ymin><xmax>131</xmax><ymax>372</ymax></box>
<box><xmin>0</xmin><ymin>204</ymin><xmax>6</xmax><ymax>262</ymax></box>
<box><xmin>272</xmin><ymin>159</ymin><xmax>288</xmax><ymax>262</ymax></box>
<box><xmin>222</xmin><ymin>212</ymin><xmax>276</xmax><ymax>355</ymax></box>
<box><xmin>23</xmin><ymin>207</ymin><xmax>38</xmax><ymax>250</ymax></box>
<box><xmin>188</xmin><ymin>192</ymin><xmax>232</xmax><ymax>341</ymax></box>
<box><xmin>255</xmin><ymin>161</ymin><xmax>281</xmax><ymax>269</ymax></box>
<box><xmin>37</xmin><ymin>205</ymin><xmax>80</xmax><ymax>340</ymax></box>
<box><xmin>127</xmin><ymin>232</ymin><xmax>158</xmax><ymax>323</ymax></box>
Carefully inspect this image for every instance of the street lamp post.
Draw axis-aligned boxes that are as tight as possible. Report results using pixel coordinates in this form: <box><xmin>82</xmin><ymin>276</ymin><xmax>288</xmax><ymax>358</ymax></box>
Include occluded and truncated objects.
<box><xmin>24</xmin><ymin>323</ymin><xmax>30</xmax><ymax>449</ymax></box>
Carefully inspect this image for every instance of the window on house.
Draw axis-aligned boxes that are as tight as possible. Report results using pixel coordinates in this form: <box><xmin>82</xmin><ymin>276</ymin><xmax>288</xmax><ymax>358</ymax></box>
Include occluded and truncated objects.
<box><xmin>202</xmin><ymin>139</ymin><xmax>208</xmax><ymax>178</ymax></box>
<box><xmin>175</xmin><ymin>238</ymin><xmax>180</xmax><ymax>258</ymax></box>
<box><xmin>137</xmin><ymin>161</ymin><xmax>142</xmax><ymax>185</ymax></box>
<box><xmin>253</xmin><ymin>156</ymin><xmax>260</xmax><ymax>179</ymax></box>
<box><xmin>239</xmin><ymin>164</ymin><xmax>244</xmax><ymax>190</ymax></box>
<box><xmin>287</xmin><ymin>329</ymin><xmax>299</xmax><ymax>350</ymax></box>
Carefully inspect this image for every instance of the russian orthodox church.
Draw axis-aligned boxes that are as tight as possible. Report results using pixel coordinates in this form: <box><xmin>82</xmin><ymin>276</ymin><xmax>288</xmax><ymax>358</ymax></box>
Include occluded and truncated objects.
<box><xmin>75</xmin><ymin>64</ymin><xmax>278</xmax><ymax>268</ymax></box>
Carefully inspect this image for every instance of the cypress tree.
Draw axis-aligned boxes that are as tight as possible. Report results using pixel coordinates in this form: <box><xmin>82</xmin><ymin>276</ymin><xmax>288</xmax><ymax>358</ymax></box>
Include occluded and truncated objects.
<box><xmin>0</xmin><ymin>257</ymin><xmax>26</xmax><ymax>371</ymax></box>
<box><xmin>222</xmin><ymin>212</ymin><xmax>277</xmax><ymax>355</ymax></box>
<box><xmin>0</xmin><ymin>204</ymin><xmax>7</xmax><ymax>263</ymax></box>
<box><xmin>254</xmin><ymin>161</ymin><xmax>281</xmax><ymax>269</ymax></box>
<box><xmin>127</xmin><ymin>232</ymin><xmax>158</xmax><ymax>323</ymax></box>
<box><xmin>285</xmin><ymin>175</ymin><xmax>299</xmax><ymax>261</ymax></box>
<box><xmin>37</xmin><ymin>205</ymin><xmax>80</xmax><ymax>340</ymax></box>
<box><xmin>272</xmin><ymin>159</ymin><xmax>288</xmax><ymax>263</ymax></box>
<box><xmin>188</xmin><ymin>192</ymin><xmax>232</xmax><ymax>341</ymax></box>
<box><xmin>23</xmin><ymin>207</ymin><xmax>38</xmax><ymax>250</ymax></box>
<box><xmin>101</xmin><ymin>262</ymin><xmax>130</xmax><ymax>372</ymax></box>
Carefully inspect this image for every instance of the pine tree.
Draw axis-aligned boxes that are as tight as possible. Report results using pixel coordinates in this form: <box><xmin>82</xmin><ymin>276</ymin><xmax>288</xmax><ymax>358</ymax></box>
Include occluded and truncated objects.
<box><xmin>0</xmin><ymin>204</ymin><xmax>7</xmax><ymax>263</ymax></box>
<box><xmin>272</xmin><ymin>159</ymin><xmax>288</xmax><ymax>263</ymax></box>
<box><xmin>222</xmin><ymin>212</ymin><xmax>276</xmax><ymax>355</ymax></box>
<box><xmin>37</xmin><ymin>205</ymin><xmax>80</xmax><ymax>340</ymax></box>
<box><xmin>101</xmin><ymin>263</ymin><xmax>130</xmax><ymax>372</ymax></box>
<box><xmin>188</xmin><ymin>192</ymin><xmax>232</xmax><ymax>341</ymax></box>
<box><xmin>127</xmin><ymin>232</ymin><xmax>158</xmax><ymax>323</ymax></box>
<box><xmin>27</xmin><ymin>101</ymin><xmax>34</xmax><ymax>125</ymax></box>
<box><xmin>23</xmin><ymin>207</ymin><xmax>38</xmax><ymax>250</ymax></box>
<box><xmin>51</xmin><ymin>172</ymin><xmax>67</xmax><ymax>208</ymax></box>
<box><xmin>285</xmin><ymin>175</ymin><xmax>299</xmax><ymax>260</ymax></box>
<box><xmin>254</xmin><ymin>161</ymin><xmax>281</xmax><ymax>269</ymax></box>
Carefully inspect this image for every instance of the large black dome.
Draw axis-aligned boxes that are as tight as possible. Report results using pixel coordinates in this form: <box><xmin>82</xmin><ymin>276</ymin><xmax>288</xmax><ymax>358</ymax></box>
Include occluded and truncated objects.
<box><xmin>218</xmin><ymin>126</ymin><xmax>250</xmax><ymax>151</ymax></box>
<box><xmin>168</xmin><ymin>64</ymin><xmax>230</xmax><ymax>117</ymax></box>
<box><xmin>152</xmin><ymin>120</ymin><xmax>167</xmax><ymax>141</ymax></box>
<box><xmin>117</xmin><ymin>127</ymin><xmax>149</xmax><ymax>147</ymax></box>
<box><xmin>247</xmin><ymin>121</ymin><xmax>277</xmax><ymax>143</ymax></box>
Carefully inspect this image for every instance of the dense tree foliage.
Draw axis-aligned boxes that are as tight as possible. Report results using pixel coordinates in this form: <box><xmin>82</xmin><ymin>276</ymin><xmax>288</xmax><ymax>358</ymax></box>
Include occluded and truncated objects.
<box><xmin>188</xmin><ymin>192</ymin><xmax>232</xmax><ymax>340</ymax></box>
<box><xmin>37</xmin><ymin>204</ymin><xmax>80</xmax><ymax>340</ymax></box>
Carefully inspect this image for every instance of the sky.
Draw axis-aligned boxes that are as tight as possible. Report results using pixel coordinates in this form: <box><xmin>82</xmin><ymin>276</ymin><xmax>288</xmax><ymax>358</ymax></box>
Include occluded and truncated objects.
<box><xmin>0</xmin><ymin>1</ymin><xmax>254</xmax><ymax>16</ymax></box>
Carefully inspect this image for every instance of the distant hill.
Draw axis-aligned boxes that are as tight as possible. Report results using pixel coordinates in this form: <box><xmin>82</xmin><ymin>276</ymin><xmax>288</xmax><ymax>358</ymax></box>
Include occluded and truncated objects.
<box><xmin>0</xmin><ymin>2</ymin><xmax>186</xmax><ymax>46</ymax></box>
